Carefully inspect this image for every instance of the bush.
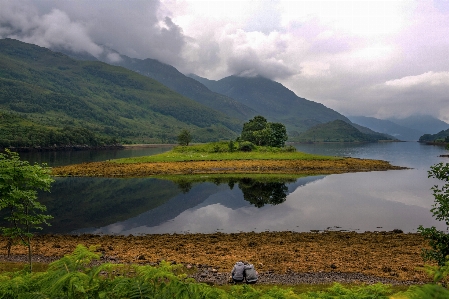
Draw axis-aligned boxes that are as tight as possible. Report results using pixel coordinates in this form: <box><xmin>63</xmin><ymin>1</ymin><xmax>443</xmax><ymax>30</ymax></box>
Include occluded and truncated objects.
<box><xmin>238</xmin><ymin>141</ymin><xmax>255</xmax><ymax>152</ymax></box>
<box><xmin>418</xmin><ymin>162</ymin><xmax>449</xmax><ymax>266</ymax></box>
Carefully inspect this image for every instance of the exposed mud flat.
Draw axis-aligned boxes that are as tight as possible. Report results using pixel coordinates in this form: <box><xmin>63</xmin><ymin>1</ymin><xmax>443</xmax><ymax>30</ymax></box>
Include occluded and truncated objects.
<box><xmin>0</xmin><ymin>232</ymin><xmax>432</xmax><ymax>284</ymax></box>
<box><xmin>52</xmin><ymin>158</ymin><xmax>406</xmax><ymax>177</ymax></box>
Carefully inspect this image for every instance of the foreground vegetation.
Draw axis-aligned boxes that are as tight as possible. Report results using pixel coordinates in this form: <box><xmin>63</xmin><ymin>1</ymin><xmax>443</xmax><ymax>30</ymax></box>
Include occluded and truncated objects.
<box><xmin>0</xmin><ymin>244</ymin><xmax>448</xmax><ymax>298</ymax></box>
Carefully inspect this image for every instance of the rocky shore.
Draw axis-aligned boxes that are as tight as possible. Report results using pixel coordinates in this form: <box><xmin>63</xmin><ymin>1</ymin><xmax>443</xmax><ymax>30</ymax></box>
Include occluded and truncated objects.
<box><xmin>51</xmin><ymin>157</ymin><xmax>406</xmax><ymax>177</ymax></box>
<box><xmin>0</xmin><ymin>231</ymin><xmax>432</xmax><ymax>285</ymax></box>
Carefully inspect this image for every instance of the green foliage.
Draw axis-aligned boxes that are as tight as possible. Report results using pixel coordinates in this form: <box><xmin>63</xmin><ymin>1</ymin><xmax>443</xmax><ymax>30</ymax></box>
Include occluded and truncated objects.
<box><xmin>178</xmin><ymin>129</ymin><xmax>192</xmax><ymax>146</ymax></box>
<box><xmin>228</xmin><ymin>140</ymin><xmax>236</xmax><ymax>152</ymax></box>
<box><xmin>0</xmin><ymin>149</ymin><xmax>54</xmax><ymax>271</ymax></box>
<box><xmin>238</xmin><ymin>141</ymin><xmax>256</xmax><ymax>152</ymax></box>
<box><xmin>402</xmin><ymin>260</ymin><xmax>449</xmax><ymax>298</ymax></box>
<box><xmin>301</xmin><ymin>283</ymin><xmax>392</xmax><ymax>298</ymax></box>
<box><xmin>418</xmin><ymin>162</ymin><xmax>449</xmax><ymax>266</ymax></box>
<box><xmin>0</xmin><ymin>112</ymin><xmax>120</xmax><ymax>148</ymax></box>
<box><xmin>240</xmin><ymin>116</ymin><xmax>288</xmax><ymax>147</ymax></box>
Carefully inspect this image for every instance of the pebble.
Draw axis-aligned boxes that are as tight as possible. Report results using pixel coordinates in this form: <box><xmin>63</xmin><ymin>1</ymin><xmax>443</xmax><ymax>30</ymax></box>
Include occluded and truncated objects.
<box><xmin>189</xmin><ymin>267</ymin><xmax>421</xmax><ymax>286</ymax></box>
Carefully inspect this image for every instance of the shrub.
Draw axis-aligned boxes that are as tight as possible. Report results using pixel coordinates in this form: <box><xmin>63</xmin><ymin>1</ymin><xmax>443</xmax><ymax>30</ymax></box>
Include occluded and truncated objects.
<box><xmin>238</xmin><ymin>141</ymin><xmax>255</xmax><ymax>152</ymax></box>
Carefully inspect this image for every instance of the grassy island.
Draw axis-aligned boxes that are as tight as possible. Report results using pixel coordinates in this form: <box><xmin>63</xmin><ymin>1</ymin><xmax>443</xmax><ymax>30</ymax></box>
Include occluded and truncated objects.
<box><xmin>52</xmin><ymin>142</ymin><xmax>406</xmax><ymax>177</ymax></box>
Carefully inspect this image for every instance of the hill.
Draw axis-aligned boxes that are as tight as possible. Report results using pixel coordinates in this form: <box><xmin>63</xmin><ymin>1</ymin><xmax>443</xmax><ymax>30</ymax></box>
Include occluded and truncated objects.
<box><xmin>188</xmin><ymin>74</ymin><xmax>351</xmax><ymax>138</ymax></box>
<box><xmin>0</xmin><ymin>38</ymin><xmax>242</xmax><ymax>146</ymax></box>
<box><xmin>296</xmin><ymin>120</ymin><xmax>395</xmax><ymax>143</ymax></box>
<box><xmin>58</xmin><ymin>47</ymin><xmax>257</xmax><ymax>121</ymax></box>
<box><xmin>348</xmin><ymin>116</ymin><xmax>423</xmax><ymax>141</ymax></box>
<box><xmin>419</xmin><ymin>128</ymin><xmax>449</xmax><ymax>143</ymax></box>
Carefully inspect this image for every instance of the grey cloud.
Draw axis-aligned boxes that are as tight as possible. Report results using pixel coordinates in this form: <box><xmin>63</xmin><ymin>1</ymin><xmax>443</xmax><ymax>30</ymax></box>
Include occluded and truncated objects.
<box><xmin>0</xmin><ymin>1</ymin><xmax>102</xmax><ymax>56</ymax></box>
<box><xmin>227</xmin><ymin>50</ymin><xmax>295</xmax><ymax>80</ymax></box>
<box><xmin>0</xmin><ymin>0</ymin><xmax>188</xmax><ymax>67</ymax></box>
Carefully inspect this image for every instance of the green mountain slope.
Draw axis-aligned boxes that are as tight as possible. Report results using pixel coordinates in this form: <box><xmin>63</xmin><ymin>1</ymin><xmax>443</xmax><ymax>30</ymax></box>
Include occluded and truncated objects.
<box><xmin>57</xmin><ymin>47</ymin><xmax>257</xmax><ymax>121</ymax></box>
<box><xmin>297</xmin><ymin>120</ymin><xmax>394</xmax><ymax>142</ymax></box>
<box><xmin>188</xmin><ymin>74</ymin><xmax>350</xmax><ymax>137</ymax></box>
<box><xmin>0</xmin><ymin>38</ymin><xmax>241</xmax><ymax>145</ymax></box>
<box><xmin>109</xmin><ymin>54</ymin><xmax>257</xmax><ymax>121</ymax></box>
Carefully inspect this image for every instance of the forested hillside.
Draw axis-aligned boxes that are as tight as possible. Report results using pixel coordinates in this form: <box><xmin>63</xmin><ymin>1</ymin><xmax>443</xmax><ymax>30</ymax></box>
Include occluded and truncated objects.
<box><xmin>189</xmin><ymin>74</ymin><xmax>350</xmax><ymax>138</ymax></box>
<box><xmin>0</xmin><ymin>38</ymin><xmax>241</xmax><ymax>147</ymax></box>
<box><xmin>56</xmin><ymin>47</ymin><xmax>257</xmax><ymax>121</ymax></box>
<box><xmin>419</xmin><ymin>128</ymin><xmax>449</xmax><ymax>143</ymax></box>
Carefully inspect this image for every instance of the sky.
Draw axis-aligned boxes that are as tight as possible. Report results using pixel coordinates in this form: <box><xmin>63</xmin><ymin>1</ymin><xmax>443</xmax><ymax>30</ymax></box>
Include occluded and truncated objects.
<box><xmin>1</xmin><ymin>0</ymin><xmax>448</xmax><ymax>122</ymax></box>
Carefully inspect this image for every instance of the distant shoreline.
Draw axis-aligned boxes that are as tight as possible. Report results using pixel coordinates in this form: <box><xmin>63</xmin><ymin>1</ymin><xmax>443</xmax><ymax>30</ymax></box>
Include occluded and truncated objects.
<box><xmin>3</xmin><ymin>144</ymin><xmax>125</xmax><ymax>152</ymax></box>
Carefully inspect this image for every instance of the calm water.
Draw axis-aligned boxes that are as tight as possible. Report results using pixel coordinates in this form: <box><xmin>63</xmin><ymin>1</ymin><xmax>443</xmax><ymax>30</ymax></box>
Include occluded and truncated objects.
<box><xmin>23</xmin><ymin>142</ymin><xmax>449</xmax><ymax>234</ymax></box>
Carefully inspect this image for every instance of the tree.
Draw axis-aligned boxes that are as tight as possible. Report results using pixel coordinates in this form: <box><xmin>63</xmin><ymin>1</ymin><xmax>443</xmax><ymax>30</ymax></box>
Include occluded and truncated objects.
<box><xmin>0</xmin><ymin>149</ymin><xmax>54</xmax><ymax>271</ymax></box>
<box><xmin>418</xmin><ymin>162</ymin><xmax>449</xmax><ymax>266</ymax></box>
<box><xmin>240</xmin><ymin>116</ymin><xmax>288</xmax><ymax>147</ymax></box>
<box><xmin>177</xmin><ymin>129</ymin><xmax>192</xmax><ymax>146</ymax></box>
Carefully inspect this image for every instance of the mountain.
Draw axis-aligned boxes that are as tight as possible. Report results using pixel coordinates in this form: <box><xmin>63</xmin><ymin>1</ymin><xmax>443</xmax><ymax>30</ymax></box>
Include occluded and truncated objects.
<box><xmin>348</xmin><ymin>116</ymin><xmax>423</xmax><ymax>141</ymax></box>
<box><xmin>58</xmin><ymin>47</ymin><xmax>257</xmax><ymax>121</ymax></box>
<box><xmin>296</xmin><ymin>120</ymin><xmax>395</xmax><ymax>143</ymax></box>
<box><xmin>188</xmin><ymin>74</ymin><xmax>351</xmax><ymax>138</ymax></box>
<box><xmin>387</xmin><ymin>115</ymin><xmax>449</xmax><ymax>135</ymax></box>
<box><xmin>0</xmin><ymin>38</ymin><xmax>242</xmax><ymax>145</ymax></box>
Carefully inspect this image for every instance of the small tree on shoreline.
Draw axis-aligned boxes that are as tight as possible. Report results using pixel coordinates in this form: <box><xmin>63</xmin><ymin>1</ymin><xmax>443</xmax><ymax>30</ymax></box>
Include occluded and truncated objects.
<box><xmin>0</xmin><ymin>149</ymin><xmax>54</xmax><ymax>272</ymax></box>
<box><xmin>418</xmin><ymin>162</ymin><xmax>449</xmax><ymax>266</ymax></box>
<box><xmin>177</xmin><ymin>129</ymin><xmax>192</xmax><ymax>146</ymax></box>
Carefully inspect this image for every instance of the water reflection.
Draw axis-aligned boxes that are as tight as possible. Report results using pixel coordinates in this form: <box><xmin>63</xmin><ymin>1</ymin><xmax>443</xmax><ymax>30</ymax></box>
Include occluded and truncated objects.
<box><xmin>174</xmin><ymin>177</ymin><xmax>296</xmax><ymax>208</ymax></box>
<box><xmin>236</xmin><ymin>178</ymin><xmax>290</xmax><ymax>207</ymax></box>
<box><xmin>21</xmin><ymin>142</ymin><xmax>449</xmax><ymax>235</ymax></box>
<box><xmin>60</xmin><ymin>175</ymin><xmax>321</xmax><ymax>235</ymax></box>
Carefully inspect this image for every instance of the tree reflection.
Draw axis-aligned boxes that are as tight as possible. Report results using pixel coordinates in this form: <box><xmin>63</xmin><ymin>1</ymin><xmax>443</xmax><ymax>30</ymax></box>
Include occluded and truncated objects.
<box><xmin>238</xmin><ymin>178</ymin><xmax>289</xmax><ymax>208</ymax></box>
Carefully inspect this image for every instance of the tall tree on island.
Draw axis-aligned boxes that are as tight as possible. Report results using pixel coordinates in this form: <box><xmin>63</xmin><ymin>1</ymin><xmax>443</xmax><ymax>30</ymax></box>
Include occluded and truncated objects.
<box><xmin>240</xmin><ymin>116</ymin><xmax>288</xmax><ymax>147</ymax></box>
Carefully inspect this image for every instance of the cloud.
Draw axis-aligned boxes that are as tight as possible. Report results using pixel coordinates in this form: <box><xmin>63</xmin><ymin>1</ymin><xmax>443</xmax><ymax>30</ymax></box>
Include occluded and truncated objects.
<box><xmin>0</xmin><ymin>0</ymin><xmax>448</xmax><ymax>122</ymax></box>
<box><xmin>385</xmin><ymin>71</ymin><xmax>449</xmax><ymax>88</ymax></box>
<box><xmin>0</xmin><ymin>0</ymin><xmax>188</xmax><ymax>66</ymax></box>
<box><xmin>0</xmin><ymin>1</ymin><xmax>102</xmax><ymax>56</ymax></box>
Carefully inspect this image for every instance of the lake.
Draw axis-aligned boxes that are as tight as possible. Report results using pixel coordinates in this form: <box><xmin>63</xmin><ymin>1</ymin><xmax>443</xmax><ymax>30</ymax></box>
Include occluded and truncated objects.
<box><xmin>20</xmin><ymin>142</ymin><xmax>449</xmax><ymax>235</ymax></box>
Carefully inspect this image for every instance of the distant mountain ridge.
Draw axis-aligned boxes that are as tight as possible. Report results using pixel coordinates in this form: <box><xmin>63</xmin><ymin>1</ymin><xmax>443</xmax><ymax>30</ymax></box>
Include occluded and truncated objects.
<box><xmin>297</xmin><ymin>120</ymin><xmax>395</xmax><ymax>143</ymax></box>
<box><xmin>349</xmin><ymin>115</ymin><xmax>449</xmax><ymax>141</ymax></box>
<box><xmin>0</xmin><ymin>38</ymin><xmax>241</xmax><ymax>144</ymax></box>
<box><xmin>386</xmin><ymin>115</ymin><xmax>449</xmax><ymax>134</ymax></box>
<box><xmin>189</xmin><ymin>74</ymin><xmax>351</xmax><ymax>138</ymax></box>
<box><xmin>348</xmin><ymin>116</ymin><xmax>424</xmax><ymax>141</ymax></box>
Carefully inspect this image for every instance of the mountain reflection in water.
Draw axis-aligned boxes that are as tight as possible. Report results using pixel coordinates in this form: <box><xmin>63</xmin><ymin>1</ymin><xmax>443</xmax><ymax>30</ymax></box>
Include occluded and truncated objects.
<box><xmin>52</xmin><ymin>175</ymin><xmax>321</xmax><ymax>235</ymax></box>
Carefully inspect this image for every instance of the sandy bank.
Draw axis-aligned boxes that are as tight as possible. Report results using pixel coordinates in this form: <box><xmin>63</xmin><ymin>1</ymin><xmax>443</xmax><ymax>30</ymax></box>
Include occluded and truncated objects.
<box><xmin>52</xmin><ymin>158</ymin><xmax>406</xmax><ymax>177</ymax></box>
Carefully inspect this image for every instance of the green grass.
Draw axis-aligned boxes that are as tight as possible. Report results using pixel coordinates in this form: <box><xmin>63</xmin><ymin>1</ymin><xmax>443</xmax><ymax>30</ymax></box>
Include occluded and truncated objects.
<box><xmin>0</xmin><ymin>261</ymin><xmax>48</xmax><ymax>273</ymax></box>
<box><xmin>217</xmin><ymin>283</ymin><xmax>411</xmax><ymax>296</ymax></box>
<box><xmin>111</xmin><ymin>143</ymin><xmax>341</xmax><ymax>163</ymax></box>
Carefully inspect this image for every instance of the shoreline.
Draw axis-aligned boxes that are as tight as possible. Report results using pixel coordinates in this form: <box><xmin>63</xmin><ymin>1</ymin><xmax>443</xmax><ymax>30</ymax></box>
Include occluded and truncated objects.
<box><xmin>52</xmin><ymin>157</ymin><xmax>406</xmax><ymax>177</ymax></box>
<box><xmin>0</xmin><ymin>231</ymin><xmax>431</xmax><ymax>284</ymax></box>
